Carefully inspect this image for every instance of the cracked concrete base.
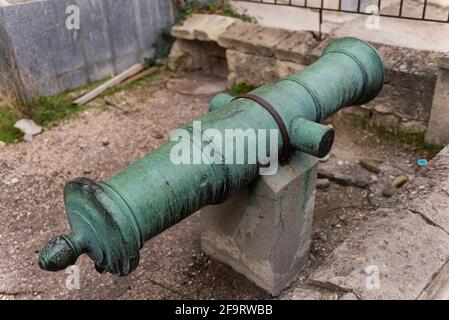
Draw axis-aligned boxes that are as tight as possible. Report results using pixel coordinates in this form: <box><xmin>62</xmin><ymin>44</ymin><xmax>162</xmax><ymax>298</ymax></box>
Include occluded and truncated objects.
<box><xmin>200</xmin><ymin>152</ymin><xmax>318</xmax><ymax>296</ymax></box>
<box><xmin>393</xmin><ymin>146</ymin><xmax>449</xmax><ymax>235</ymax></box>
<box><xmin>309</xmin><ymin>208</ymin><xmax>449</xmax><ymax>299</ymax></box>
<box><xmin>308</xmin><ymin>147</ymin><xmax>449</xmax><ymax>300</ymax></box>
<box><xmin>419</xmin><ymin>260</ymin><xmax>449</xmax><ymax>300</ymax></box>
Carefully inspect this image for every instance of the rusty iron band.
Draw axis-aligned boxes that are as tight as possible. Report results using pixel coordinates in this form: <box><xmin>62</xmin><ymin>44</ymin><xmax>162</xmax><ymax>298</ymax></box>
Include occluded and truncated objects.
<box><xmin>233</xmin><ymin>94</ymin><xmax>291</xmax><ymax>162</ymax></box>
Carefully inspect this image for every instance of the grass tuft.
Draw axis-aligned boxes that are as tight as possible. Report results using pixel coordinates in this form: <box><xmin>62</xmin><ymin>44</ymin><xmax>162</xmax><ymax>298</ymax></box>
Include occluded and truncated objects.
<box><xmin>0</xmin><ymin>105</ymin><xmax>22</xmax><ymax>143</ymax></box>
<box><xmin>0</xmin><ymin>69</ymin><xmax>165</xmax><ymax>144</ymax></box>
<box><xmin>374</xmin><ymin>125</ymin><xmax>443</xmax><ymax>158</ymax></box>
<box><xmin>355</xmin><ymin>116</ymin><xmax>443</xmax><ymax>158</ymax></box>
<box><xmin>230</xmin><ymin>82</ymin><xmax>255</xmax><ymax>96</ymax></box>
<box><xmin>175</xmin><ymin>0</ymin><xmax>255</xmax><ymax>24</ymax></box>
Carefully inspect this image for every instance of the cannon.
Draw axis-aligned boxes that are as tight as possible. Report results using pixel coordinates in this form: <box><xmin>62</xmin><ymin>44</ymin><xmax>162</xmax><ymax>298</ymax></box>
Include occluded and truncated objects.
<box><xmin>39</xmin><ymin>37</ymin><xmax>384</xmax><ymax>276</ymax></box>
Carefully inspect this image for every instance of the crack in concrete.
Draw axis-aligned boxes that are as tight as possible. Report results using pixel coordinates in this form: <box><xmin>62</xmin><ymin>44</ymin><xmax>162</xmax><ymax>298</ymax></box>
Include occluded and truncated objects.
<box><xmin>0</xmin><ymin>290</ymin><xmax>44</xmax><ymax>297</ymax></box>
<box><xmin>269</xmin><ymin>195</ymin><xmax>286</xmax><ymax>263</ymax></box>
<box><xmin>326</xmin><ymin>205</ymin><xmax>378</xmax><ymax>213</ymax></box>
<box><xmin>417</xmin><ymin>257</ymin><xmax>449</xmax><ymax>299</ymax></box>
<box><xmin>441</xmin><ymin>188</ymin><xmax>449</xmax><ymax>198</ymax></box>
<box><xmin>408</xmin><ymin>208</ymin><xmax>449</xmax><ymax>236</ymax></box>
<box><xmin>306</xmin><ymin>279</ymin><xmax>361</xmax><ymax>299</ymax></box>
<box><xmin>145</xmin><ymin>278</ymin><xmax>190</xmax><ymax>299</ymax></box>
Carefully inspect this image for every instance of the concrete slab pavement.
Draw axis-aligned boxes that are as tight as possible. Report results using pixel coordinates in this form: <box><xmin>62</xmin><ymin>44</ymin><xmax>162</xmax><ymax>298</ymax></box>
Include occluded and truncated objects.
<box><xmin>309</xmin><ymin>208</ymin><xmax>449</xmax><ymax>299</ymax></box>
<box><xmin>230</xmin><ymin>0</ymin><xmax>449</xmax><ymax>52</ymax></box>
<box><xmin>333</xmin><ymin>15</ymin><xmax>449</xmax><ymax>52</ymax></box>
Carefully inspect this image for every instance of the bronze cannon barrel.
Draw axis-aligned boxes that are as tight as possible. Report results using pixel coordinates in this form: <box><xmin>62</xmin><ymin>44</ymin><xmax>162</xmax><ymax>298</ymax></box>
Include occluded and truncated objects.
<box><xmin>39</xmin><ymin>37</ymin><xmax>384</xmax><ymax>276</ymax></box>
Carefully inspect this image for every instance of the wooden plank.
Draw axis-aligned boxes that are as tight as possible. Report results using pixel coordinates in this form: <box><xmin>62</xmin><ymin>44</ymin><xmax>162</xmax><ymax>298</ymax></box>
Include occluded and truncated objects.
<box><xmin>122</xmin><ymin>66</ymin><xmax>159</xmax><ymax>85</ymax></box>
<box><xmin>74</xmin><ymin>64</ymin><xmax>144</xmax><ymax>106</ymax></box>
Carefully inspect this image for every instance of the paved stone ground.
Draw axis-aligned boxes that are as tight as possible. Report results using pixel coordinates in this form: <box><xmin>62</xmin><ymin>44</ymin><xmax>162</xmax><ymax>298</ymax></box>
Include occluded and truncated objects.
<box><xmin>0</xmin><ymin>72</ymin><xmax>439</xmax><ymax>300</ymax></box>
<box><xmin>230</xmin><ymin>0</ymin><xmax>449</xmax><ymax>52</ymax></box>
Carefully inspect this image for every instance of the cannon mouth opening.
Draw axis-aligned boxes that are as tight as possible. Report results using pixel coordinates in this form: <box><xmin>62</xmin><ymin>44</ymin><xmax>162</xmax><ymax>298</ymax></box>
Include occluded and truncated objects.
<box><xmin>317</xmin><ymin>127</ymin><xmax>335</xmax><ymax>159</ymax></box>
<box><xmin>323</xmin><ymin>37</ymin><xmax>385</xmax><ymax>106</ymax></box>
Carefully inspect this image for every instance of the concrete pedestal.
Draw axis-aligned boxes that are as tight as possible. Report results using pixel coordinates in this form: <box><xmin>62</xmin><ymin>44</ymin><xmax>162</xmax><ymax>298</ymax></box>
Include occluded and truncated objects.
<box><xmin>426</xmin><ymin>57</ymin><xmax>449</xmax><ymax>145</ymax></box>
<box><xmin>200</xmin><ymin>152</ymin><xmax>318</xmax><ymax>296</ymax></box>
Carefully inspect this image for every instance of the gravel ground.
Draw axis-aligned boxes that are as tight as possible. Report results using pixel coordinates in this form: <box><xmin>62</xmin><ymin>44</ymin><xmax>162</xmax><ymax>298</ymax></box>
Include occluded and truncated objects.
<box><xmin>0</xmin><ymin>72</ymin><xmax>424</xmax><ymax>300</ymax></box>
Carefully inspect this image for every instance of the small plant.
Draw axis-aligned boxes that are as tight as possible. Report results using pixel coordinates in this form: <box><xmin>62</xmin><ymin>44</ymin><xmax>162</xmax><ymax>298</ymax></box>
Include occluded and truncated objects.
<box><xmin>230</xmin><ymin>82</ymin><xmax>255</xmax><ymax>96</ymax></box>
<box><xmin>0</xmin><ymin>65</ymin><xmax>166</xmax><ymax>145</ymax></box>
<box><xmin>351</xmin><ymin>114</ymin><xmax>443</xmax><ymax>158</ymax></box>
<box><xmin>22</xmin><ymin>95</ymin><xmax>79</xmax><ymax>128</ymax></box>
<box><xmin>175</xmin><ymin>0</ymin><xmax>255</xmax><ymax>24</ymax></box>
<box><xmin>373</xmin><ymin>124</ymin><xmax>443</xmax><ymax>158</ymax></box>
<box><xmin>153</xmin><ymin>28</ymin><xmax>175</xmax><ymax>60</ymax></box>
<box><xmin>144</xmin><ymin>57</ymin><xmax>158</xmax><ymax>68</ymax></box>
<box><xmin>0</xmin><ymin>105</ymin><xmax>22</xmax><ymax>143</ymax></box>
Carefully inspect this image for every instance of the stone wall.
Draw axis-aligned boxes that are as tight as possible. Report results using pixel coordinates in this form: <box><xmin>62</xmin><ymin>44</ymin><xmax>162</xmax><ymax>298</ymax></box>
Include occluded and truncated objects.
<box><xmin>0</xmin><ymin>4</ymin><xmax>22</xmax><ymax>98</ymax></box>
<box><xmin>347</xmin><ymin>44</ymin><xmax>441</xmax><ymax>134</ymax></box>
<box><xmin>168</xmin><ymin>39</ymin><xmax>228</xmax><ymax>78</ymax></box>
<box><xmin>169</xmin><ymin>15</ymin><xmax>445</xmax><ymax>136</ymax></box>
<box><xmin>0</xmin><ymin>0</ymin><xmax>173</xmax><ymax>98</ymax></box>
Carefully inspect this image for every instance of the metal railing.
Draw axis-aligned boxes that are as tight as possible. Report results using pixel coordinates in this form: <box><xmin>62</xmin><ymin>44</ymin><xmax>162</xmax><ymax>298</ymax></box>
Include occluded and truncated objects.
<box><xmin>233</xmin><ymin>0</ymin><xmax>449</xmax><ymax>23</ymax></box>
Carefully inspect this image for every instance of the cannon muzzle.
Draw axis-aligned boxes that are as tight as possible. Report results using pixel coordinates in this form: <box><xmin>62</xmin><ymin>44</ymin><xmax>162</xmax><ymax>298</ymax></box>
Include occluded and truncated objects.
<box><xmin>39</xmin><ymin>37</ymin><xmax>384</xmax><ymax>276</ymax></box>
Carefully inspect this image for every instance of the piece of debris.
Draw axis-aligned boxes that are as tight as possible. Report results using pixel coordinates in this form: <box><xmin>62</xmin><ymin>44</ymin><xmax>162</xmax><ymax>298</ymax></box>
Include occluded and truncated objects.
<box><xmin>166</xmin><ymin>72</ymin><xmax>227</xmax><ymax>96</ymax></box>
<box><xmin>382</xmin><ymin>187</ymin><xmax>398</xmax><ymax>198</ymax></box>
<box><xmin>317</xmin><ymin>168</ymin><xmax>333</xmax><ymax>180</ymax></box>
<box><xmin>0</xmin><ymin>141</ymin><xmax>5</xmax><ymax>150</ymax></box>
<box><xmin>359</xmin><ymin>159</ymin><xmax>381</xmax><ymax>174</ymax></box>
<box><xmin>152</xmin><ymin>130</ymin><xmax>164</xmax><ymax>140</ymax></box>
<box><xmin>319</xmin><ymin>153</ymin><xmax>331</xmax><ymax>162</ymax></box>
<box><xmin>6</xmin><ymin>177</ymin><xmax>19</xmax><ymax>186</ymax></box>
<box><xmin>14</xmin><ymin>119</ymin><xmax>42</xmax><ymax>142</ymax></box>
<box><xmin>340</xmin><ymin>293</ymin><xmax>358</xmax><ymax>300</ymax></box>
<box><xmin>122</xmin><ymin>66</ymin><xmax>158</xmax><ymax>85</ymax></box>
<box><xmin>75</xmin><ymin>63</ymin><xmax>144</xmax><ymax>105</ymax></box>
<box><xmin>102</xmin><ymin>139</ymin><xmax>110</xmax><ymax>147</ymax></box>
<box><xmin>318</xmin><ymin>167</ymin><xmax>371</xmax><ymax>188</ymax></box>
<box><xmin>417</xmin><ymin>159</ymin><xmax>428</xmax><ymax>167</ymax></box>
<box><xmin>333</xmin><ymin>173</ymin><xmax>369</xmax><ymax>188</ymax></box>
<box><xmin>392</xmin><ymin>175</ymin><xmax>408</xmax><ymax>188</ymax></box>
<box><xmin>316</xmin><ymin>178</ymin><xmax>330</xmax><ymax>189</ymax></box>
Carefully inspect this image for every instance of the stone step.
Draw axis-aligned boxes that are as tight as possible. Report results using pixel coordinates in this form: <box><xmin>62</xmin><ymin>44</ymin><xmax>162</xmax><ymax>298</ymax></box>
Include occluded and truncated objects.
<box><xmin>171</xmin><ymin>14</ymin><xmax>238</xmax><ymax>42</ymax></box>
<box><xmin>170</xmin><ymin>15</ymin><xmax>446</xmax><ymax>133</ymax></box>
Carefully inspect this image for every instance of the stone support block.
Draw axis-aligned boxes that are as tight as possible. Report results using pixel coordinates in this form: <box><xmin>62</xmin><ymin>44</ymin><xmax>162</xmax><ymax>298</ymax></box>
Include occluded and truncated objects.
<box><xmin>201</xmin><ymin>152</ymin><xmax>318</xmax><ymax>296</ymax></box>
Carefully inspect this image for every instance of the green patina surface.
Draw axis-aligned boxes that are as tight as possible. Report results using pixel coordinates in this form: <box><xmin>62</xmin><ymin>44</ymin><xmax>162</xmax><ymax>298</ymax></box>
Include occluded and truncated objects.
<box><xmin>39</xmin><ymin>38</ymin><xmax>385</xmax><ymax>276</ymax></box>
